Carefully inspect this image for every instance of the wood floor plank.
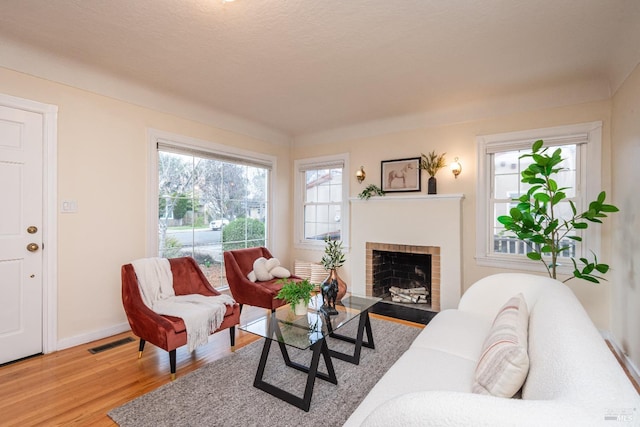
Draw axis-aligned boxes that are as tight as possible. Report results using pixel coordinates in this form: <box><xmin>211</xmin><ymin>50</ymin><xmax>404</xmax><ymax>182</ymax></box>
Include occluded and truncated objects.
<box><xmin>2</xmin><ymin>304</ymin><xmax>639</xmax><ymax>426</ymax></box>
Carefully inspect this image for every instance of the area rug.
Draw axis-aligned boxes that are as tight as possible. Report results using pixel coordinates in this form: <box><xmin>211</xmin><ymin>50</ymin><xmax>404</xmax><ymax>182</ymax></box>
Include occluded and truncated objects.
<box><xmin>108</xmin><ymin>317</ymin><xmax>422</xmax><ymax>427</ymax></box>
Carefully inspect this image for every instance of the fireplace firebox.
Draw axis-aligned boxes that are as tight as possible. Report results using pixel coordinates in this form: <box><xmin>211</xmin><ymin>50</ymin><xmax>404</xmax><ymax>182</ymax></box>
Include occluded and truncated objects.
<box><xmin>366</xmin><ymin>242</ymin><xmax>441</xmax><ymax>311</ymax></box>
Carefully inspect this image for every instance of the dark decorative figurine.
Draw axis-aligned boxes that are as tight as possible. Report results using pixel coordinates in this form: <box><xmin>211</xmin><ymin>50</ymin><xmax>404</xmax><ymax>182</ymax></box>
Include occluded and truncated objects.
<box><xmin>320</xmin><ymin>277</ymin><xmax>339</xmax><ymax>315</ymax></box>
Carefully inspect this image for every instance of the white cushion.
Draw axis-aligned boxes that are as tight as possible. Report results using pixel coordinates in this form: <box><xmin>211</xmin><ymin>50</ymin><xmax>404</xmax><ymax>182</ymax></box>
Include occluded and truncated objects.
<box><xmin>345</xmin><ymin>347</ymin><xmax>477</xmax><ymax>427</ymax></box>
<box><xmin>249</xmin><ymin>257</ymin><xmax>291</xmax><ymax>282</ymax></box>
<box><xmin>247</xmin><ymin>270</ymin><xmax>257</xmax><ymax>282</ymax></box>
<box><xmin>411</xmin><ymin>309</ymin><xmax>492</xmax><ymax>361</ymax></box>
<box><xmin>472</xmin><ymin>293</ymin><xmax>529</xmax><ymax>398</ymax></box>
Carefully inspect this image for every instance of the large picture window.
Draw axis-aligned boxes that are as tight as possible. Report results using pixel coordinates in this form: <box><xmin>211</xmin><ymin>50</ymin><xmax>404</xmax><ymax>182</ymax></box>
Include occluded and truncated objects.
<box><xmin>476</xmin><ymin>122</ymin><xmax>602</xmax><ymax>273</ymax></box>
<box><xmin>150</xmin><ymin>131</ymin><xmax>272</xmax><ymax>288</ymax></box>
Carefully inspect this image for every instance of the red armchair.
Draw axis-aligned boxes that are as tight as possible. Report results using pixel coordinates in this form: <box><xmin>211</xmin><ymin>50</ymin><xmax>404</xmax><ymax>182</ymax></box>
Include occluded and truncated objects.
<box><xmin>121</xmin><ymin>256</ymin><xmax>241</xmax><ymax>379</ymax></box>
<box><xmin>224</xmin><ymin>247</ymin><xmax>296</xmax><ymax>312</ymax></box>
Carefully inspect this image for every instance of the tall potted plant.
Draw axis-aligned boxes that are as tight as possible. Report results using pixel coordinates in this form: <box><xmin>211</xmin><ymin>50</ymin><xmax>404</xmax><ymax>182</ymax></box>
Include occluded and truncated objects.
<box><xmin>321</xmin><ymin>237</ymin><xmax>347</xmax><ymax>301</ymax></box>
<box><xmin>497</xmin><ymin>140</ymin><xmax>619</xmax><ymax>283</ymax></box>
<box><xmin>420</xmin><ymin>151</ymin><xmax>446</xmax><ymax>194</ymax></box>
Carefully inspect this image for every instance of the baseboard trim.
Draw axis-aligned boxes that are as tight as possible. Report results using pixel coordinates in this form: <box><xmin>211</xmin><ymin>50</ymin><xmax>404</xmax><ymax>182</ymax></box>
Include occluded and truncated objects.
<box><xmin>56</xmin><ymin>322</ymin><xmax>131</xmax><ymax>351</ymax></box>
<box><xmin>601</xmin><ymin>330</ymin><xmax>640</xmax><ymax>392</ymax></box>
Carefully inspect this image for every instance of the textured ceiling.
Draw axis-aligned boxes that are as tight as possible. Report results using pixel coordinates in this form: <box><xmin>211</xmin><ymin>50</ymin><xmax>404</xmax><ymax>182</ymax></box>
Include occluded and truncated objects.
<box><xmin>1</xmin><ymin>0</ymin><xmax>639</xmax><ymax>140</ymax></box>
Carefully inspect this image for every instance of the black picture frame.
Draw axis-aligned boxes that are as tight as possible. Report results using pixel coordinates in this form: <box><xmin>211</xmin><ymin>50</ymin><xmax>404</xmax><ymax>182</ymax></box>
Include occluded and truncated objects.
<box><xmin>380</xmin><ymin>157</ymin><xmax>421</xmax><ymax>192</ymax></box>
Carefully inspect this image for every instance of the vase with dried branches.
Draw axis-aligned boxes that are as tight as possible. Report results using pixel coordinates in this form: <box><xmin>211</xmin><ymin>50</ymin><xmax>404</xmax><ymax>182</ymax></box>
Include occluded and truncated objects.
<box><xmin>420</xmin><ymin>151</ymin><xmax>446</xmax><ymax>194</ymax></box>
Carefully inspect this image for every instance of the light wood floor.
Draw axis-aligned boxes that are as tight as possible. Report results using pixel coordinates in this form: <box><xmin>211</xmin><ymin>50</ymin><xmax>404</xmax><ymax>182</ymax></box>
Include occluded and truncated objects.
<box><xmin>0</xmin><ymin>308</ymin><xmax>422</xmax><ymax>427</ymax></box>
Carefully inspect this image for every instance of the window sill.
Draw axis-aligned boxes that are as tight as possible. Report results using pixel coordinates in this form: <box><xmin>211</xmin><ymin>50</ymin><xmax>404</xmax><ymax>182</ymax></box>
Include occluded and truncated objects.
<box><xmin>476</xmin><ymin>254</ymin><xmax>575</xmax><ymax>276</ymax></box>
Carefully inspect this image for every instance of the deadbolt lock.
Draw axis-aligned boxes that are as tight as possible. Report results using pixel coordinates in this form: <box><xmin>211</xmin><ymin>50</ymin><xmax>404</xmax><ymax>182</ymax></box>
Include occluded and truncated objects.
<box><xmin>27</xmin><ymin>226</ymin><xmax>38</xmax><ymax>234</ymax></box>
<box><xmin>27</xmin><ymin>243</ymin><xmax>39</xmax><ymax>252</ymax></box>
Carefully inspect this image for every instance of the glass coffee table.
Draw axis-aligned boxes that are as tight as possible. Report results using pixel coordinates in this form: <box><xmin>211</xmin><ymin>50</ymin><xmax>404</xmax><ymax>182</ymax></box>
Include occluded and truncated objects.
<box><xmin>239</xmin><ymin>293</ymin><xmax>381</xmax><ymax>411</ymax></box>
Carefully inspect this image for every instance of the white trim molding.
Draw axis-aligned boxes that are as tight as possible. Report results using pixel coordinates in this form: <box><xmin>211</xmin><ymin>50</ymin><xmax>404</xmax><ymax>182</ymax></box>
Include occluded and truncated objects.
<box><xmin>294</xmin><ymin>153</ymin><xmax>350</xmax><ymax>250</ymax></box>
<box><xmin>475</xmin><ymin>121</ymin><xmax>603</xmax><ymax>274</ymax></box>
<box><xmin>0</xmin><ymin>93</ymin><xmax>58</xmax><ymax>354</ymax></box>
<box><xmin>146</xmin><ymin>128</ymin><xmax>277</xmax><ymax>257</ymax></box>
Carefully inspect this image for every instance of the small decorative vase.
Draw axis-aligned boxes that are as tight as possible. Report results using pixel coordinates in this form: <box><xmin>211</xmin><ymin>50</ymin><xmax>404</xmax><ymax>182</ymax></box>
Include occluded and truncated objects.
<box><xmin>294</xmin><ymin>299</ymin><xmax>307</xmax><ymax>315</ymax></box>
<box><xmin>427</xmin><ymin>176</ymin><xmax>437</xmax><ymax>194</ymax></box>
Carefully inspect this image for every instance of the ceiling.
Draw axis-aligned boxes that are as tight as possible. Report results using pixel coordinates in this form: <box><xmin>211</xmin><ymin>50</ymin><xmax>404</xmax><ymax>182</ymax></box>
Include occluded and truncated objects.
<box><xmin>1</xmin><ymin>0</ymin><xmax>639</xmax><ymax>142</ymax></box>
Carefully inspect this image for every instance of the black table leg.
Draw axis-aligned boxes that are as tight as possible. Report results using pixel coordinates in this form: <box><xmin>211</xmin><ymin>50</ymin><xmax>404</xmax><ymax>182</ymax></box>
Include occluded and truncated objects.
<box><xmin>328</xmin><ymin>310</ymin><xmax>375</xmax><ymax>365</ymax></box>
<box><xmin>253</xmin><ymin>321</ymin><xmax>337</xmax><ymax>411</ymax></box>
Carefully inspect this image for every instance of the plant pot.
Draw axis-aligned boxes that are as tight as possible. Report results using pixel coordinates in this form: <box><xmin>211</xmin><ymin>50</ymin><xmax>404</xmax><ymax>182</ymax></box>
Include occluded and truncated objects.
<box><xmin>427</xmin><ymin>176</ymin><xmax>437</xmax><ymax>194</ymax></box>
<box><xmin>294</xmin><ymin>299</ymin><xmax>307</xmax><ymax>315</ymax></box>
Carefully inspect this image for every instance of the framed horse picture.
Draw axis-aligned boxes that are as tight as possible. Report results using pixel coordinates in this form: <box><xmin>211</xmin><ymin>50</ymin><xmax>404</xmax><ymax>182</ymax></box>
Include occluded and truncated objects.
<box><xmin>381</xmin><ymin>157</ymin><xmax>421</xmax><ymax>192</ymax></box>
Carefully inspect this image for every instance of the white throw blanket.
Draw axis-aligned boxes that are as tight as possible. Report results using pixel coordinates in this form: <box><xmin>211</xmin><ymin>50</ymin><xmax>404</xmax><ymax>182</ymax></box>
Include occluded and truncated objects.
<box><xmin>132</xmin><ymin>257</ymin><xmax>235</xmax><ymax>352</ymax></box>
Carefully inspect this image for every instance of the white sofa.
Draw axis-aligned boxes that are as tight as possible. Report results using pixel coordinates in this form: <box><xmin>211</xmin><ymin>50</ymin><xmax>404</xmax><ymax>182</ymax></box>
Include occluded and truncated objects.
<box><xmin>344</xmin><ymin>273</ymin><xmax>640</xmax><ymax>426</ymax></box>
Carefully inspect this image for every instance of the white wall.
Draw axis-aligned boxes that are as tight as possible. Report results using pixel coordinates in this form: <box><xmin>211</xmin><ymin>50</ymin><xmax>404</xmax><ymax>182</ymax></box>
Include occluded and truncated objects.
<box><xmin>292</xmin><ymin>100</ymin><xmax>614</xmax><ymax>329</ymax></box>
<box><xmin>0</xmin><ymin>66</ymin><xmax>294</xmax><ymax>348</ymax></box>
<box><xmin>611</xmin><ymin>63</ymin><xmax>640</xmax><ymax>369</ymax></box>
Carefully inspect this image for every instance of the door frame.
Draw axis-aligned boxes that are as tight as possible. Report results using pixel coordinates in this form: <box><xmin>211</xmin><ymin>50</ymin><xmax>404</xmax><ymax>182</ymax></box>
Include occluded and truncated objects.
<box><xmin>0</xmin><ymin>93</ymin><xmax>58</xmax><ymax>354</ymax></box>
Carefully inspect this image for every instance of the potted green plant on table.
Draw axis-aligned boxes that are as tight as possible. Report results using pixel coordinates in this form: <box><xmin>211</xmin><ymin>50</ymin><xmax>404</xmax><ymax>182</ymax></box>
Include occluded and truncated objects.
<box><xmin>275</xmin><ymin>278</ymin><xmax>315</xmax><ymax>315</ymax></box>
<box><xmin>497</xmin><ymin>139</ymin><xmax>619</xmax><ymax>283</ymax></box>
<box><xmin>420</xmin><ymin>151</ymin><xmax>446</xmax><ymax>194</ymax></box>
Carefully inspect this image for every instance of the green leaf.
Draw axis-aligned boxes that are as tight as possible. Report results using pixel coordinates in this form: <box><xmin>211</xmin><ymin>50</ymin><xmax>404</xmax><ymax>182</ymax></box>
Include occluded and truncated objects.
<box><xmin>569</xmin><ymin>200</ymin><xmax>577</xmax><ymax>215</ymax></box>
<box><xmin>595</xmin><ymin>264</ymin><xmax>610</xmax><ymax>274</ymax></box>
<box><xmin>551</xmin><ymin>192</ymin><xmax>566</xmax><ymax>205</ymax></box>
<box><xmin>509</xmin><ymin>208</ymin><xmax>523</xmax><ymax>220</ymax></box>
<box><xmin>581</xmin><ymin>275</ymin><xmax>600</xmax><ymax>284</ymax></box>
<box><xmin>529</xmin><ymin>164</ymin><xmax>544</xmax><ymax>174</ymax></box>
<box><xmin>528</xmin><ymin>178</ymin><xmax>546</xmax><ymax>185</ymax></box>
<box><xmin>532</xmin><ymin>154</ymin><xmax>548</xmax><ymax>165</ymax></box>
<box><xmin>527</xmin><ymin>185</ymin><xmax>542</xmax><ymax>196</ymax></box>
<box><xmin>567</xmin><ymin>235</ymin><xmax>582</xmax><ymax>242</ymax></box>
<box><xmin>597</xmin><ymin>191</ymin><xmax>606</xmax><ymax>204</ymax></box>
<box><xmin>534</xmin><ymin>193</ymin><xmax>550</xmax><ymax>203</ymax></box>
<box><xmin>497</xmin><ymin>216</ymin><xmax>514</xmax><ymax>225</ymax></box>
<box><xmin>574</xmin><ymin>222</ymin><xmax>588</xmax><ymax>229</ymax></box>
<box><xmin>527</xmin><ymin>252</ymin><xmax>542</xmax><ymax>261</ymax></box>
<box><xmin>529</xmin><ymin>235</ymin><xmax>546</xmax><ymax>244</ymax></box>
<box><xmin>600</xmin><ymin>204</ymin><xmax>619</xmax><ymax>213</ymax></box>
<box><xmin>548</xmin><ymin>179</ymin><xmax>557</xmax><ymax>191</ymax></box>
<box><xmin>532</xmin><ymin>140</ymin><xmax>544</xmax><ymax>152</ymax></box>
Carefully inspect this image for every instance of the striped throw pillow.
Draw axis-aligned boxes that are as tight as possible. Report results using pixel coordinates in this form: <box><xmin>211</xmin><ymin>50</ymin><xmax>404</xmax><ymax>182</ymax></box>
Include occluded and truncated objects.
<box><xmin>309</xmin><ymin>263</ymin><xmax>329</xmax><ymax>284</ymax></box>
<box><xmin>472</xmin><ymin>293</ymin><xmax>529</xmax><ymax>398</ymax></box>
<box><xmin>294</xmin><ymin>260</ymin><xmax>313</xmax><ymax>280</ymax></box>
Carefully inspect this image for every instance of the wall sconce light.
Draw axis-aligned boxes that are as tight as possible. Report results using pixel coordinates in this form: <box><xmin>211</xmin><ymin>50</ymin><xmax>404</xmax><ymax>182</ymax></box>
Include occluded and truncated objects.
<box><xmin>450</xmin><ymin>157</ymin><xmax>462</xmax><ymax>179</ymax></box>
<box><xmin>356</xmin><ymin>166</ymin><xmax>366</xmax><ymax>183</ymax></box>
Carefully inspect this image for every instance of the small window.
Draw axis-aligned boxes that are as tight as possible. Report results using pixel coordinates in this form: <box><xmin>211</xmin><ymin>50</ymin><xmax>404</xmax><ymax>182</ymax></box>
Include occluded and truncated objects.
<box><xmin>295</xmin><ymin>154</ymin><xmax>349</xmax><ymax>248</ymax></box>
<box><xmin>476</xmin><ymin>122</ymin><xmax>602</xmax><ymax>273</ymax></box>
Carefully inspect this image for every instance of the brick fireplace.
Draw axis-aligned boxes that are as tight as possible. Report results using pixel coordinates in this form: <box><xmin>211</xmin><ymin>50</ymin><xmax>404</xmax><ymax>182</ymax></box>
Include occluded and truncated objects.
<box><xmin>366</xmin><ymin>242</ymin><xmax>441</xmax><ymax>311</ymax></box>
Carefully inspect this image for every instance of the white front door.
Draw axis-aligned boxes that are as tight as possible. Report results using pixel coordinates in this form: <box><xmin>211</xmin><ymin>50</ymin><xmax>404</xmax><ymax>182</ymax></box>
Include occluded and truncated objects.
<box><xmin>0</xmin><ymin>104</ymin><xmax>44</xmax><ymax>364</ymax></box>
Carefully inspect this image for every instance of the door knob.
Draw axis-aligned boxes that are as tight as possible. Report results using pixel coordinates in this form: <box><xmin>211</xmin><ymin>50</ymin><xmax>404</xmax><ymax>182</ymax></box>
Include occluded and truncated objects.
<box><xmin>27</xmin><ymin>226</ymin><xmax>38</xmax><ymax>234</ymax></box>
<box><xmin>27</xmin><ymin>243</ymin><xmax>39</xmax><ymax>252</ymax></box>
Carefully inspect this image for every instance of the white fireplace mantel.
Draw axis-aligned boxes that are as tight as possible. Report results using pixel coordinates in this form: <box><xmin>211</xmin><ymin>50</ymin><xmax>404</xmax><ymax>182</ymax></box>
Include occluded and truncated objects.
<box><xmin>350</xmin><ymin>193</ymin><xmax>464</xmax><ymax>310</ymax></box>
<box><xmin>349</xmin><ymin>193</ymin><xmax>464</xmax><ymax>203</ymax></box>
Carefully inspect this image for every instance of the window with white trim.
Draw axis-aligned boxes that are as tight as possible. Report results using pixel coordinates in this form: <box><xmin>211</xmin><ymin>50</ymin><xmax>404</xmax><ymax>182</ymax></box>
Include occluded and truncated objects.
<box><xmin>149</xmin><ymin>130</ymin><xmax>273</xmax><ymax>288</ymax></box>
<box><xmin>294</xmin><ymin>154</ymin><xmax>349</xmax><ymax>248</ymax></box>
<box><xmin>476</xmin><ymin>122</ymin><xmax>602</xmax><ymax>273</ymax></box>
